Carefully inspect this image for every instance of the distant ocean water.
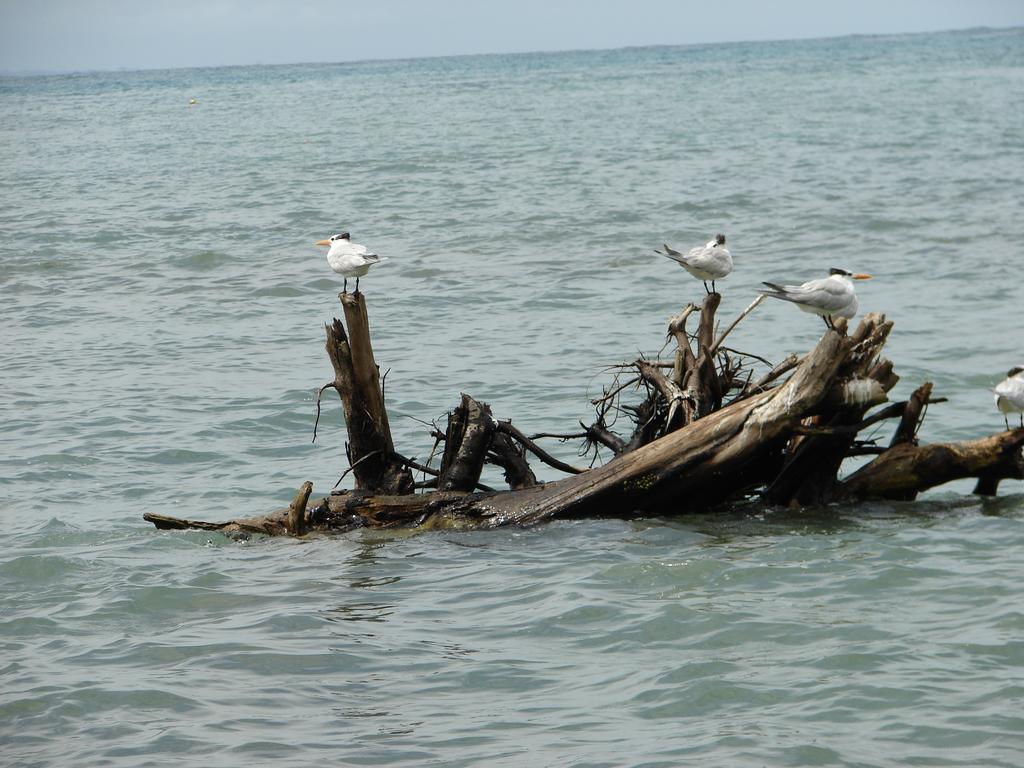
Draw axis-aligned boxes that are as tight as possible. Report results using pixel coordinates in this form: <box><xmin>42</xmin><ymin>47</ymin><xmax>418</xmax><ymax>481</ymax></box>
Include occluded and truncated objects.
<box><xmin>2</xmin><ymin>27</ymin><xmax>1024</xmax><ymax>767</ymax></box>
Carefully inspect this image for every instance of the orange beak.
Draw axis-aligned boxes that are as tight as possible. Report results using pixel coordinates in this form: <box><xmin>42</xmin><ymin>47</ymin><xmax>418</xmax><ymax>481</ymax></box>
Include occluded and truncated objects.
<box><xmin>852</xmin><ymin>273</ymin><xmax>873</xmax><ymax>280</ymax></box>
<box><xmin>315</xmin><ymin>239</ymin><xmax>331</xmax><ymax>246</ymax></box>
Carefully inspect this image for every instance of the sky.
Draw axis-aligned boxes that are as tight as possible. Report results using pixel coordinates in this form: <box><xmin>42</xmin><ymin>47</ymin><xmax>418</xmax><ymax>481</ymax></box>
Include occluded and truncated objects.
<box><xmin>0</xmin><ymin>0</ymin><xmax>1021</xmax><ymax>74</ymax></box>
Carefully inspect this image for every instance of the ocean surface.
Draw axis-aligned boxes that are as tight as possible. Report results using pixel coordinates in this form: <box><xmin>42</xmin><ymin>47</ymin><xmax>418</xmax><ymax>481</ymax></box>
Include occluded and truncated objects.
<box><xmin>3</xmin><ymin>27</ymin><xmax>1024</xmax><ymax>766</ymax></box>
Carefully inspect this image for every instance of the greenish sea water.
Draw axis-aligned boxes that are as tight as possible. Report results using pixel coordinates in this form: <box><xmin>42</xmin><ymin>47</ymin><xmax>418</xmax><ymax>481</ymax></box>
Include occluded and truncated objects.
<box><xmin>2</xmin><ymin>27</ymin><xmax>1023</xmax><ymax>767</ymax></box>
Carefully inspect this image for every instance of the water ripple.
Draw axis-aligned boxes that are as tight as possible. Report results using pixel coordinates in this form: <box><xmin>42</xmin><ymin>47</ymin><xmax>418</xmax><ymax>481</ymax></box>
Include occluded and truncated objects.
<box><xmin>3</xmin><ymin>29</ymin><xmax>1024</xmax><ymax>767</ymax></box>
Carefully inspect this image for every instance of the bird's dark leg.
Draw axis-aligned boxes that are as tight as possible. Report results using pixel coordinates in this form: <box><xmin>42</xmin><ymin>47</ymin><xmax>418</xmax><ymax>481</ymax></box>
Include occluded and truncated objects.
<box><xmin>822</xmin><ymin>316</ymin><xmax>832</xmax><ymax>330</ymax></box>
<box><xmin>1005</xmin><ymin>415</ymin><xmax>1011</xmax><ymax>431</ymax></box>
<box><xmin>343</xmin><ymin>278</ymin><xmax>348</xmax><ymax>293</ymax></box>
<box><xmin>703</xmin><ymin>281</ymin><xmax>711</xmax><ymax>294</ymax></box>
<box><xmin>355</xmin><ymin>277</ymin><xmax>360</xmax><ymax>295</ymax></box>
<box><xmin>711</xmin><ymin>280</ymin><xmax>717</xmax><ymax>293</ymax></box>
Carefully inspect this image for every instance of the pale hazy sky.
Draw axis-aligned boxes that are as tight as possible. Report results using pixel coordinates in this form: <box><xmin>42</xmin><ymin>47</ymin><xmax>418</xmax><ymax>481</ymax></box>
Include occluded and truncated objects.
<box><xmin>1</xmin><ymin>0</ymin><xmax>1021</xmax><ymax>74</ymax></box>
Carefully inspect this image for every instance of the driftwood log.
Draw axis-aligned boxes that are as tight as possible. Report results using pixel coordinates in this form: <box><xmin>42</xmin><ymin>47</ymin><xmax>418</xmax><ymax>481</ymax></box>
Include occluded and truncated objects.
<box><xmin>144</xmin><ymin>291</ymin><xmax>1024</xmax><ymax>536</ymax></box>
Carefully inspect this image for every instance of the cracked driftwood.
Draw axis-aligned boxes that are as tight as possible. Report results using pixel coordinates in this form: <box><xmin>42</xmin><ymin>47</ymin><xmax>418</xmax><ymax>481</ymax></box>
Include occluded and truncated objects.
<box><xmin>321</xmin><ymin>292</ymin><xmax>413</xmax><ymax>495</ymax></box>
<box><xmin>143</xmin><ymin>293</ymin><xmax>1024</xmax><ymax>536</ymax></box>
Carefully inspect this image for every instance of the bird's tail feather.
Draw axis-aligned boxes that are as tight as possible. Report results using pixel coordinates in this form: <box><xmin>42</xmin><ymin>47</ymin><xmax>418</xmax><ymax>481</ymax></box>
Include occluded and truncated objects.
<box><xmin>759</xmin><ymin>282</ymin><xmax>804</xmax><ymax>305</ymax></box>
<box><xmin>657</xmin><ymin>244</ymin><xmax>686</xmax><ymax>263</ymax></box>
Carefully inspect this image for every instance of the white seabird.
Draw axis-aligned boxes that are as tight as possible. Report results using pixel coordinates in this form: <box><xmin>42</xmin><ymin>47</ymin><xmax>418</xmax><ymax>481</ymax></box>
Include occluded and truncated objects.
<box><xmin>994</xmin><ymin>366</ymin><xmax>1024</xmax><ymax>430</ymax></box>
<box><xmin>656</xmin><ymin>233</ymin><xmax>733</xmax><ymax>294</ymax></box>
<box><xmin>759</xmin><ymin>268</ymin><xmax>873</xmax><ymax>329</ymax></box>
<box><xmin>315</xmin><ymin>232</ymin><xmax>387</xmax><ymax>294</ymax></box>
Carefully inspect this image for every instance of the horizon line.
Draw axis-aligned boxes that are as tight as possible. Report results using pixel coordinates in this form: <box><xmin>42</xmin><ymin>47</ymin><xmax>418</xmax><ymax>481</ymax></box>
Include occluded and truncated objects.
<box><xmin>0</xmin><ymin>23</ymin><xmax>1018</xmax><ymax>79</ymax></box>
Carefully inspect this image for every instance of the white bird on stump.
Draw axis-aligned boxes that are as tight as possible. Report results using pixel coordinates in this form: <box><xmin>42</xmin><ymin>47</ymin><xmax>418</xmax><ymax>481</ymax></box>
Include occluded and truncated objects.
<box><xmin>994</xmin><ymin>366</ymin><xmax>1024</xmax><ymax>430</ymax></box>
<box><xmin>759</xmin><ymin>267</ymin><xmax>873</xmax><ymax>329</ymax></box>
<box><xmin>655</xmin><ymin>233</ymin><xmax>733</xmax><ymax>294</ymax></box>
<box><xmin>315</xmin><ymin>232</ymin><xmax>387</xmax><ymax>294</ymax></box>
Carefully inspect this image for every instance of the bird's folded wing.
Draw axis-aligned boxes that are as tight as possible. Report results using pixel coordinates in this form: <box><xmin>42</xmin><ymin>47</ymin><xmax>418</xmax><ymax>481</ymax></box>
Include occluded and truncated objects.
<box><xmin>761</xmin><ymin>279</ymin><xmax>848</xmax><ymax>310</ymax></box>
<box><xmin>788</xmin><ymin>281</ymin><xmax>850</xmax><ymax>311</ymax></box>
<box><xmin>685</xmin><ymin>251</ymin><xmax>721</xmax><ymax>272</ymax></box>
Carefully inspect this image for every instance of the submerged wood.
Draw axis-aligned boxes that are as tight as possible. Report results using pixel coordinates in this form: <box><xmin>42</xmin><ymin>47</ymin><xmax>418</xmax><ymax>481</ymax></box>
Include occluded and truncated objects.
<box><xmin>839</xmin><ymin>428</ymin><xmax>1024</xmax><ymax>501</ymax></box>
<box><xmin>144</xmin><ymin>294</ymin><xmax>1024</xmax><ymax>536</ymax></box>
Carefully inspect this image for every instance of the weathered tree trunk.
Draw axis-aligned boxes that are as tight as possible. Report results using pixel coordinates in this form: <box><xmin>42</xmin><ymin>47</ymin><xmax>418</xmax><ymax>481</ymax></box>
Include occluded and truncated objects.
<box><xmin>476</xmin><ymin>324</ymin><xmax>849</xmax><ymax>525</ymax></box>
<box><xmin>763</xmin><ymin>314</ymin><xmax>897</xmax><ymax>506</ymax></box>
<box><xmin>323</xmin><ymin>293</ymin><xmax>413</xmax><ymax>495</ymax></box>
<box><xmin>143</xmin><ymin>296</ymin><xmax>1024</xmax><ymax>536</ymax></box>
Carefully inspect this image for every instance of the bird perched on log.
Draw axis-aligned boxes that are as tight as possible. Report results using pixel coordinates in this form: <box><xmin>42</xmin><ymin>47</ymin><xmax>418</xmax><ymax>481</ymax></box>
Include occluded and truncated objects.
<box><xmin>315</xmin><ymin>232</ymin><xmax>387</xmax><ymax>294</ymax></box>
<box><xmin>655</xmin><ymin>234</ymin><xmax>732</xmax><ymax>294</ymax></box>
<box><xmin>759</xmin><ymin>268</ymin><xmax>872</xmax><ymax>329</ymax></box>
<box><xmin>994</xmin><ymin>366</ymin><xmax>1024</xmax><ymax>430</ymax></box>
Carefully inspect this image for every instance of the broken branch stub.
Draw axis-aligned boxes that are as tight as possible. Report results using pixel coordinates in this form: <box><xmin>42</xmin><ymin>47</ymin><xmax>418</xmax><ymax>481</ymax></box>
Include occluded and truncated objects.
<box><xmin>890</xmin><ymin>381</ymin><xmax>933</xmax><ymax>448</ymax></box>
<box><xmin>489</xmin><ymin>430</ymin><xmax>540</xmax><ymax>490</ymax></box>
<box><xmin>438</xmin><ymin>394</ymin><xmax>496</xmax><ymax>492</ymax></box>
<box><xmin>286</xmin><ymin>481</ymin><xmax>313</xmax><ymax>536</ymax></box>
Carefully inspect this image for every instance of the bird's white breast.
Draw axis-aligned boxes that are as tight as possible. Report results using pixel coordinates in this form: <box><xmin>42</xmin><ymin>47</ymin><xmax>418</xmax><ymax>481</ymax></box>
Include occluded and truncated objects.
<box><xmin>994</xmin><ymin>376</ymin><xmax>1024</xmax><ymax>412</ymax></box>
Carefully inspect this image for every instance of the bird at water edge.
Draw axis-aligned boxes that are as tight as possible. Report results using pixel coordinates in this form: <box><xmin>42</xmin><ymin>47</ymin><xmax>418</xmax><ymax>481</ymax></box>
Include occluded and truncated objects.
<box><xmin>758</xmin><ymin>268</ymin><xmax>873</xmax><ymax>329</ymax></box>
<box><xmin>655</xmin><ymin>233</ymin><xmax>733</xmax><ymax>294</ymax></box>
<box><xmin>315</xmin><ymin>232</ymin><xmax>387</xmax><ymax>294</ymax></box>
<box><xmin>994</xmin><ymin>366</ymin><xmax>1024</xmax><ymax>430</ymax></box>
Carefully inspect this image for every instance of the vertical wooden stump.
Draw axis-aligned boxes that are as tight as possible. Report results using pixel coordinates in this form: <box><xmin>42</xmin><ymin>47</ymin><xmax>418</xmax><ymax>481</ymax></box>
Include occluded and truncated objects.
<box><xmin>668</xmin><ymin>303</ymin><xmax>698</xmax><ymax>389</ymax></box>
<box><xmin>438</xmin><ymin>394</ymin><xmax>496</xmax><ymax>492</ymax></box>
<box><xmin>325</xmin><ymin>293</ymin><xmax>414</xmax><ymax>495</ymax></box>
<box><xmin>688</xmin><ymin>292</ymin><xmax>723</xmax><ymax>419</ymax></box>
<box><xmin>636</xmin><ymin>294</ymin><xmax>722</xmax><ymax>444</ymax></box>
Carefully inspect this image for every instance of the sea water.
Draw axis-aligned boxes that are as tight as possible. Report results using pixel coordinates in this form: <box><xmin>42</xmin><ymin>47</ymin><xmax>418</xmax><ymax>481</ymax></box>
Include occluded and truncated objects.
<box><xmin>2</xmin><ymin>28</ymin><xmax>1024</xmax><ymax>766</ymax></box>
